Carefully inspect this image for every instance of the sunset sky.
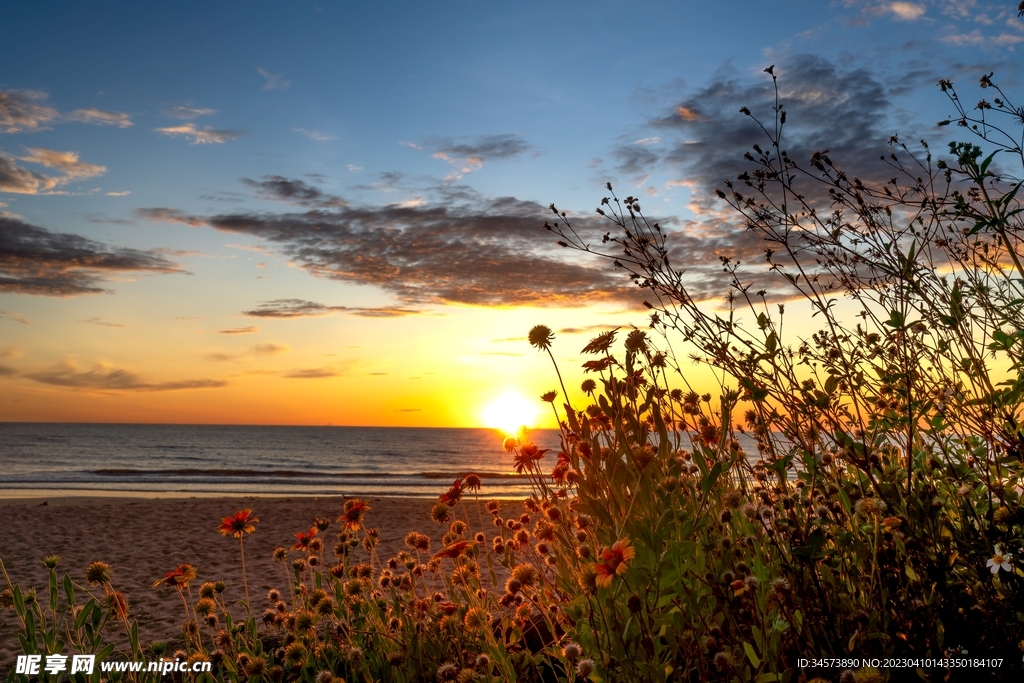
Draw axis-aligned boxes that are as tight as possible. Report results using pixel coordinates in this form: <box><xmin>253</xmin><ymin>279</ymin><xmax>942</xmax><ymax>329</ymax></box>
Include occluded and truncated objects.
<box><xmin>2</xmin><ymin>1</ymin><xmax>1022</xmax><ymax>426</ymax></box>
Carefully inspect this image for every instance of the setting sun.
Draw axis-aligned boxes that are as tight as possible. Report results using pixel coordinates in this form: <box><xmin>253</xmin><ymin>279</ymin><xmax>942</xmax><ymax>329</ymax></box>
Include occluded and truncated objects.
<box><xmin>481</xmin><ymin>391</ymin><xmax>540</xmax><ymax>434</ymax></box>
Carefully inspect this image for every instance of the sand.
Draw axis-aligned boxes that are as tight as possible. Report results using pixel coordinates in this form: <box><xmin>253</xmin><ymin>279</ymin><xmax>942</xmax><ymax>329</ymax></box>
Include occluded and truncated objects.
<box><xmin>0</xmin><ymin>495</ymin><xmax>510</xmax><ymax>660</ymax></box>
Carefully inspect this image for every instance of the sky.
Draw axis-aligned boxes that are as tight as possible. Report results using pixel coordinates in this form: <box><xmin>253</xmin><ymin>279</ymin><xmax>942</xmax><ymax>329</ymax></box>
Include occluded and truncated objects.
<box><xmin>1</xmin><ymin>0</ymin><xmax>1022</xmax><ymax>427</ymax></box>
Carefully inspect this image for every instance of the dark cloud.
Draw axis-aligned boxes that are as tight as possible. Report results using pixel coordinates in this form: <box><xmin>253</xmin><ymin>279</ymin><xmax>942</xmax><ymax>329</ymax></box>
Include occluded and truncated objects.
<box><xmin>430</xmin><ymin>134</ymin><xmax>532</xmax><ymax>161</ymax></box>
<box><xmin>0</xmin><ymin>216</ymin><xmax>183</xmax><ymax>296</ymax></box>
<box><xmin>135</xmin><ymin>208</ymin><xmax>206</xmax><ymax>226</ymax></box>
<box><xmin>25</xmin><ymin>360</ymin><xmax>226</xmax><ymax>391</ymax></box>
<box><xmin>242</xmin><ymin>176</ymin><xmax>348</xmax><ymax>208</ymax></box>
<box><xmin>242</xmin><ymin>299</ymin><xmax>423</xmax><ymax>318</ymax></box>
<box><xmin>0</xmin><ymin>365</ymin><xmax>17</xmax><ymax>376</ymax></box>
<box><xmin>217</xmin><ymin>326</ymin><xmax>259</xmax><ymax>334</ymax></box>
<box><xmin>651</xmin><ymin>54</ymin><xmax>896</xmax><ymax>211</ymax></box>
<box><xmin>144</xmin><ymin>192</ymin><xmax>638</xmax><ymax>307</ymax></box>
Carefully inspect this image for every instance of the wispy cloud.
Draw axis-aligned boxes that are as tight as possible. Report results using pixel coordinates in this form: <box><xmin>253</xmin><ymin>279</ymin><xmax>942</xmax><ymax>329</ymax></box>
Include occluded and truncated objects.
<box><xmin>242</xmin><ymin>176</ymin><xmax>347</xmax><ymax>208</ymax></box>
<box><xmin>20</xmin><ymin>148</ymin><xmax>106</xmax><ymax>180</ymax></box>
<box><xmin>1</xmin><ymin>90</ymin><xmax>132</xmax><ymax>133</ymax></box>
<box><xmin>155</xmin><ymin>124</ymin><xmax>241</xmax><ymax>144</ymax></box>
<box><xmin>0</xmin><ymin>90</ymin><xmax>58</xmax><ymax>133</ymax></box>
<box><xmin>257</xmin><ymin>67</ymin><xmax>290</xmax><ymax>91</ymax></box>
<box><xmin>283</xmin><ymin>364</ymin><xmax>346</xmax><ymax>379</ymax></box>
<box><xmin>217</xmin><ymin>326</ymin><xmax>259</xmax><ymax>335</ymax></box>
<box><xmin>292</xmin><ymin>128</ymin><xmax>337</xmax><ymax>141</ymax></box>
<box><xmin>79</xmin><ymin>317</ymin><xmax>126</xmax><ymax>327</ymax></box>
<box><xmin>163</xmin><ymin>105</ymin><xmax>216</xmax><ymax>120</ymax></box>
<box><xmin>206</xmin><ymin>342</ymin><xmax>291</xmax><ymax>362</ymax></box>
<box><xmin>242</xmin><ymin>299</ymin><xmax>423</xmax><ymax>318</ymax></box>
<box><xmin>25</xmin><ymin>359</ymin><xmax>226</xmax><ymax>391</ymax></box>
<box><xmin>0</xmin><ymin>216</ymin><xmax>183</xmax><ymax>296</ymax></box>
<box><xmin>425</xmin><ymin>134</ymin><xmax>532</xmax><ymax>182</ymax></box>
<box><xmin>135</xmin><ymin>207</ymin><xmax>206</xmax><ymax>226</ymax></box>
<box><xmin>1</xmin><ymin>148</ymin><xmax>106</xmax><ymax>195</ymax></box>
<box><xmin>0</xmin><ymin>311</ymin><xmax>30</xmax><ymax>324</ymax></box>
<box><xmin>66</xmin><ymin>108</ymin><xmax>133</xmax><ymax>128</ymax></box>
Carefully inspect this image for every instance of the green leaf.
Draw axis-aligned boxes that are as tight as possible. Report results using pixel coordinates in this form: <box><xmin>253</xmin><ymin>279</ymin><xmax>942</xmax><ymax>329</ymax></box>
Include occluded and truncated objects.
<box><xmin>702</xmin><ymin>461</ymin><xmax>723</xmax><ymax>496</ymax></box>
<box><xmin>63</xmin><ymin>573</ymin><xmax>75</xmax><ymax>607</ymax></box>
<box><xmin>743</xmin><ymin>641</ymin><xmax>760</xmax><ymax>668</ymax></box>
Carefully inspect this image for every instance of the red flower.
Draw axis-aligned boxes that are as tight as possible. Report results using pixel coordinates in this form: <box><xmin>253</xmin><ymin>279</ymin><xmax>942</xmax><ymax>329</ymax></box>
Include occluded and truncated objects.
<box><xmin>152</xmin><ymin>563</ymin><xmax>197</xmax><ymax>589</ymax></box>
<box><xmin>439</xmin><ymin>478</ymin><xmax>464</xmax><ymax>505</ymax></box>
<box><xmin>593</xmin><ymin>539</ymin><xmax>635</xmax><ymax>588</ymax></box>
<box><xmin>338</xmin><ymin>499</ymin><xmax>371</xmax><ymax>531</ymax></box>
<box><xmin>292</xmin><ymin>527</ymin><xmax>319</xmax><ymax>551</ymax></box>
<box><xmin>218</xmin><ymin>509</ymin><xmax>259</xmax><ymax>538</ymax></box>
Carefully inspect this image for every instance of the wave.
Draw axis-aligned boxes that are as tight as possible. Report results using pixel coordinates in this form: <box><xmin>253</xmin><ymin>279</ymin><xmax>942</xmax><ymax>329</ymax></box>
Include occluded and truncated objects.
<box><xmin>90</xmin><ymin>468</ymin><xmax>530</xmax><ymax>480</ymax></box>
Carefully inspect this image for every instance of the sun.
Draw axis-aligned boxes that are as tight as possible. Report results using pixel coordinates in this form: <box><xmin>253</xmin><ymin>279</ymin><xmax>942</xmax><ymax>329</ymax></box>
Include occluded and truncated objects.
<box><xmin>481</xmin><ymin>391</ymin><xmax>539</xmax><ymax>435</ymax></box>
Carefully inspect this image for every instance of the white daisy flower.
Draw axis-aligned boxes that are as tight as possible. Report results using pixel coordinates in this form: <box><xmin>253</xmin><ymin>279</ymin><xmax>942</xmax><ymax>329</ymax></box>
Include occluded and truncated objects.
<box><xmin>987</xmin><ymin>545</ymin><xmax>1013</xmax><ymax>574</ymax></box>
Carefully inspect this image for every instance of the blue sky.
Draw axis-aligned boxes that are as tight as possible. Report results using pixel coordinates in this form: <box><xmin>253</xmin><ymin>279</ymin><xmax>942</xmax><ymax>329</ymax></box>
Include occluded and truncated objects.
<box><xmin>1</xmin><ymin>0</ymin><xmax>1022</xmax><ymax>425</ymax></box>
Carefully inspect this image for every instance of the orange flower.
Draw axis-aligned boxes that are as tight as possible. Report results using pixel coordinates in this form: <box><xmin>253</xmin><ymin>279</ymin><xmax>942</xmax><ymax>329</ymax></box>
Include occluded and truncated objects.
<box><xmin>218</xmin><ymin>509</ymin><xmax>259</xmax><ymax>538</ymax></box>
<box><xmin>153</xmin><ymin>563</ymin><xmax>197</xmax><ymax>589</ymax></box>
<box><xmin>432</xmin><ymin>540</ymin><xmax>476</xmax><ymax>560</ymax></box>
<box><xmin>338</xmin><ymin>499</ymin><xmax>371</xmax><ymax>531</ymax></box>
<box><xmin>593</xmin><ymin>538</ymin><xmax>635</xmax><ymax>588</ymax></box>
<box><xmin>105</xmin><ymin>590</ymin><xmax>129</xmax><ymax>622</ymax></box>
<box><xmin>292</xmin><ymin>527</ymin><xmax>319</xmax><ymax>551</ymax></box>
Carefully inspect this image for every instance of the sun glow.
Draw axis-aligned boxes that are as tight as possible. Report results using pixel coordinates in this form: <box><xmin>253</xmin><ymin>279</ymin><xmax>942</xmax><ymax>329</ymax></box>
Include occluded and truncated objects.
<box><xmin>481</xmin><ymin>391</ymin><xmax>539</xmax><ymax>434</ymax></box>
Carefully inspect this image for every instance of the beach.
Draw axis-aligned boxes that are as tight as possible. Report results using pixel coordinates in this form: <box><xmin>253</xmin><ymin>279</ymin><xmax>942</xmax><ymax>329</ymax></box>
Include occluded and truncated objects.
<box><xmin>0</xmin><ymin>495</ymin><xmax>505</xmax><ymax>660</ymax></box>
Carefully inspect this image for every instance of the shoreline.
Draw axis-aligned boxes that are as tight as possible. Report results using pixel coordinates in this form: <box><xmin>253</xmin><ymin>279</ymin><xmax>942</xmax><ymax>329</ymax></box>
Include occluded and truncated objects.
<box><xmin>0</xmin><ymin>494</ymin><xmax>517</xmax><ymax>660</ymax></box>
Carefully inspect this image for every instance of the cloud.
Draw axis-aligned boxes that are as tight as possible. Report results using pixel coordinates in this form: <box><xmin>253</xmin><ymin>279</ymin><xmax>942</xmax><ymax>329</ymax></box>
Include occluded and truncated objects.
<box><xmin>0</xmin><ymin>90</ymin><xmax>59</xmax><ymax>133</ymax></box>
<box><xmin>79</xmin><ymin>317</ymin><xmax>126</xmax><ymax>328</ymax></box>
<box><xmin>66</xmin><ymin>108</ymin><xmax>133</xmax><ymax>128</ymax></box>
<box><xmin>25</xmin><ymin>359</ymin><xmax>226</xmax><ymax>391</ymax></box>
<box><xmin>144</xmin><ymin>187</ymin><xmax>642</xmax><ymax>307</ymax></box>
<box><xmin>293</xmin><ymin>128</ymin><xmax>337</xmax><ymax>141</ymax></box>
<box><xmin>0</xmin><ymin>365</ymin><xmax>16</xmax><ymax>376</ymax></box>
<box><xmin>242</xmin><ymin>176</ymin><xmax>348</xmax><ymax>208</ymax></box>
<box><xmin>0</xmin><ymin>216</ymin><xmax>182</xmax><ymax>296</ymax></box>
<box><xmin>105</xmin><ymin>190</ymin><xmax>131</xmax><ymax>197</ymax></box>
<box><xmin>253</xmin><ymin>342</ymin><xmax>290</xmax><ymax>355</ymax></box>
<box><xmin>283</xmin><ymin>364</ymin><xmax>345</xmax><ymax>379</ymax></box>
<box><xmin>163</xmin><ymin>105</ymin><xmax>216</xmax><ymax>120</ymax></box>
<box><xmin>347</xmin><ymin>164</ymin><xmax>363</xmax><ymax>172</ymax></box>
<box><xmin>242</xmin><ymin>299</ymin><xmax>423</xmax><ymax>318</ymax></box>
<box><xmin>135</xmin><ymin>207</ymin><xmax>206</xmax><ymax>226</ymax></box>
<box><xmin>0</xmin><ymin>311</ymin><xmax>30</xmax><ymax>324</ymax></box>
<box><xmin>20</xmin><ymin>148</ymin><xmax>106</xmax><ymax>180</ymax></box>
<box><xmin>0</xmin><ymin>346</ymin><xmax>21</xmax><ymax>357</ymax></box>
<box><xmin>424</xmin><ymin>134</ymin><xmax>532</xmax><ymax>181</ymax></box>
<box><xmin>887</xmin><ymin>2</ymin><xmax>926</xmax><ymax>20</ymax></box>
<box><xmin>155</xmin><ymin>124</ymin><xmax>241</xmax><ymax>144</ymax></box>
<box><xmin>942</xmin><ymin>29</ymin><xmax>1024</xmax><ymax>45</ymax></box>
<box><xmin>0</xmin><ymin>153</ymin><xmax>62</xmax><ymax>194</ymax></box>
<box><xmin>257</xmin><ymin>68</ymin><xmax>290</xmax><ymax>91</ymax></box>
<box><xmin>217</xmin><ymin>326</ymin><xmax>259</xmax><ymax>335</ymax></box>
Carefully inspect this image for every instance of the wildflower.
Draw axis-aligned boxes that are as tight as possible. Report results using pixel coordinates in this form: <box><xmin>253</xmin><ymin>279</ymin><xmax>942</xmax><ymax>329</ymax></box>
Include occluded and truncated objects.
<box><xmin>502</xmin><ymin>436</ymin><xmax>518</xmax><ymax>452</ymax></box>
<box><xmin>218</xmin><ymin>509</ymin><xmax>259</xmax><ymax>538</ymax></box>
<box><xmin>854</xmin><ymin>497</ymin><xmax>887</xmax><ymax>517</ymax></box>
<box><xmin>0</xmin><ymin>589</ymin><xmax>13</xmax><ymax>609</ymax></box>
<box><xmin>433</xmin><ymin>540</ymin><xmax>475</xmax><ymax>560</ymax></box>
<box><xmin>581</xmin><ymin>379</ymin><xmax>597</xmax><ymax>394</ymax></box>
<box><xmin>153</xmin><ymin>564</ymin><xmax>197</xmax><ymax>589</ymax></box>
<box><xmin>541</xmin><ymin>390</ymin><xmax>557</xmax><ymax>402</ymax></box>
<box><xmin>988</xmin><ymin>546</ymin><xmax>1013</xmax><ymax>574</ymax></box>
<box><xmin>339</xmin><ymin>499</ymin><xmax>371</xmax><ymax>530</ymax></box>
<box><xmin>528</xmin><ymin>324</ymin><xmax>554</xmax><ymax>350</ymax></box>
<box><xmin>439</xmin><ymin>479</ymin><xmax>464</xmax><ymax>505</ymax></box>
<box><xmin>199</xmin><ymin>582</ymin><xmax>217</xmax><ymax>599</ymax></box>
<box><xmin>272</xmin><ymin>546</ymin><xmax>288</xmax><ymax>561</ymax></box>
<box><xmin>283</xmin><ymin>641</ymin><xmax>307</xmax><ymax>665</ymax></box>
<box><xmin>463</xmin><ymin>606</ymin><xmax>489</xmax><ymax>632</ymax></box>
<box><xmin>292</xmin><ymin>527</ymin><xmax>319</xmax><ymax>551</ymax></box>
<box><xmin>42</xmin><ymin>555</ymin><xmax>60</xmax><ymax>569</ymax></box>
<box><xmin>464</xmin><ymin>473</ymin><xmax>482</xmax><ymax>491</ymax></box>
<box><xmin>436</xmin><ymin>663</ymin><xmax>459</xmax><ymax>682</ymax></box>
<box><xmin>577</xmin><ymin>659</ymin><xmax>594</xmax><ymax>678</ymax></box>
<box><xmin>562</xmin><ymin>642</ymin><xmax>582</xmax><ymax>660</ymax></box>
<box><xmin>86</xmin><ymin>561</ymin><xmax>111</xmax><ymax>585</ymax></box>
<box><xmin>512</xmin><ymin>563</ymin><xmax>537</xmax><ymax>587</ymax></box>
<box><xmin>105</xmin><ymin>591</ymin><xmax>129</xmax><ymax>622</ymax></box>
<box><xmin>431</xmin><ymin>501</ymin><xmax>451</xmax><ymax>524</ymax></box>
<box><xmin>485</xmin><ymin>500</ymin><xmax>501</xmax><ymax>514</ymax></box>
<box><xmin>593</xmin><ymin>538</ymin><xmax>635</xmax><ymax>588</ymax></box>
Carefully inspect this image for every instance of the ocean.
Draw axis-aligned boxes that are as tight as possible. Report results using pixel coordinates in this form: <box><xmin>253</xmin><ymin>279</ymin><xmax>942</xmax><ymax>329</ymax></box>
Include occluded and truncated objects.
<box><xmin>0</xmin><ymin>423</ymin><xmax>563</xmax><ymax>499</ymax></box>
